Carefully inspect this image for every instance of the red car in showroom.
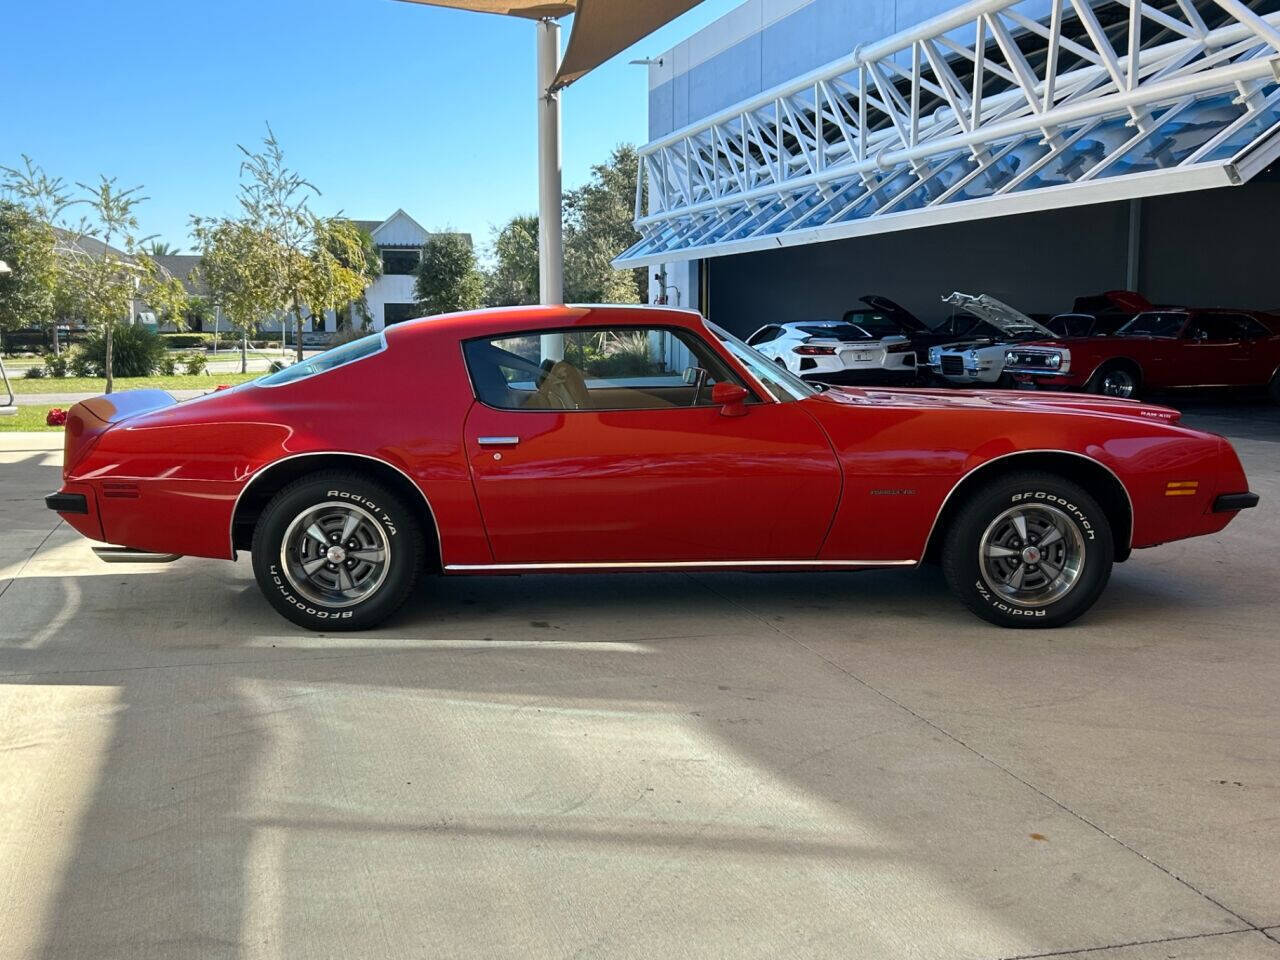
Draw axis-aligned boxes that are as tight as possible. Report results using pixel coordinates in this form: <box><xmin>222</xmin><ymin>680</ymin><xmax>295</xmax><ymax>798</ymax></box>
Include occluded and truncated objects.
<box><xmin>1005</xmin><ymin>307</ymin><xmax>1280</xmax><ymax>400</ymax></box>
<box><xmin>46</xmin><ymin>305</ymin><xmax>1257</xmax><ymax>631</ymax></box>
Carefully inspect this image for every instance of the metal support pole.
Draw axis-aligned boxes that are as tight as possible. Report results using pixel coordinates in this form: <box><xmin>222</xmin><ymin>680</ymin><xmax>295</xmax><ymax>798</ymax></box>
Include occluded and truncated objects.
<box><xmin>537</xmin><ymin>18</ymin><xmax>564</xmax><ymax>306</ymax></box>
<box><xmin>1125</xmin><ymin>198</ymin><xmax>1142</xmax><ymax>292</ymax></box>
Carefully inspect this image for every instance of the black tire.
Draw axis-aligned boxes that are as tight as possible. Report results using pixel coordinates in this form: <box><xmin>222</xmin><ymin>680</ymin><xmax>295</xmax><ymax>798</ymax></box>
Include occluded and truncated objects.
<box><xmin>251</xmin><ymin>470</ymin><xmax>426</xmax><ymax>631</ymax></box>
<box><xmin>942</xmin><ymin>471</ymin><xmax>1113</xmax><ymax>628</ymax></box>
<box><xmin>1085</xmin><ymin>361</ymin><xmax>1142</xmax><ymax>399</ymax></box>
<box><xmin>1268</xmin><ymin>369</ymin><xmax>1280</xmax><ymax>405</ymax></box>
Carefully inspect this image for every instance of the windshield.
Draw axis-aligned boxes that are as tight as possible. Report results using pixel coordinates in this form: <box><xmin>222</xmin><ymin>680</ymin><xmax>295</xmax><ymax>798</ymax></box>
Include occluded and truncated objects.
<box><xmin>1118</xmin><ymin>312</ymin><xmax>1188</xmax><ymax>338</ymax></box>
<box><xmin>257</xmin><ymin>333</ymin><xmax>386</xmax><ymax>386</ymax></box>
<box><xmin>707</xmin><ymin>321</ymin><xmax>818</xmax><ymax>402</ymax></box>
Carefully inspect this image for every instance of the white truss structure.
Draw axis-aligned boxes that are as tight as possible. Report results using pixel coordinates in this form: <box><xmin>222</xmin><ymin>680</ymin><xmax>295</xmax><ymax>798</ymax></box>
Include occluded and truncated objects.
<box><xmin>616</xmin><ymin>0</ymin><xmax>1280</xmax><ymax>268</ymax></box>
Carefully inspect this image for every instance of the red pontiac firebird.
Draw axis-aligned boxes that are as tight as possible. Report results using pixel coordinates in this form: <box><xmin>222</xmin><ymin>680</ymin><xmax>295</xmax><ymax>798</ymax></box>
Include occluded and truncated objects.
<box><xmin>46</xmin><ymin>305</ymin><xmax>1258</xmax><ymax>631</ymax></box>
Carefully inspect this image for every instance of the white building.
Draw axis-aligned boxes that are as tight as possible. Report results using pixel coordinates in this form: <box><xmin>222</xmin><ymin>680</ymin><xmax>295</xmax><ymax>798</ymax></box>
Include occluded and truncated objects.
<box><xmin>336</xmin><ymin>210</ymin><xmax>472</xmax><ymax>333</ymax></box>
<box><xmin>157</xmin><ymin>210</ymin><xmax>471</xmax><ymax>338</ymax></box>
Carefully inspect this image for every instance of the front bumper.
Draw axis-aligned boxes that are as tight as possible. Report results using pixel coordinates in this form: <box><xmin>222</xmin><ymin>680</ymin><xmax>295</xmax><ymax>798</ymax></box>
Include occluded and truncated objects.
<box><xmin>1011</xmin><ymin>372</ymin><xmax>1089</xmax><ymax>390</ymax></box>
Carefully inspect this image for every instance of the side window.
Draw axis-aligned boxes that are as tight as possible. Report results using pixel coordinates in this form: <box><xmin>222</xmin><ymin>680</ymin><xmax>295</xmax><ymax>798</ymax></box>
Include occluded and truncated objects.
<box><xmin>1239</xmin><ymin>315</ymin><xmax>1271</xmax><ymax>339</ymax></box>
<box><xmin>463</xmin><ymin>326</ymin><xmax>751</xmax><ymax>412</ymax></box>
<box><xmin>1187</xmin><ymin>315</ymin><xmax>1242</xmax><ymax>342</ymax></box>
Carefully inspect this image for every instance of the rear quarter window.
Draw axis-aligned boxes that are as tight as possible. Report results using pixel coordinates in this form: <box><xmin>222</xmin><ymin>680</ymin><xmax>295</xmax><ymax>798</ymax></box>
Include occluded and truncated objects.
<box><xmin>257</xmin><ymin>333</ymin><xmax>386</xmax><ymax>387</ymax></box>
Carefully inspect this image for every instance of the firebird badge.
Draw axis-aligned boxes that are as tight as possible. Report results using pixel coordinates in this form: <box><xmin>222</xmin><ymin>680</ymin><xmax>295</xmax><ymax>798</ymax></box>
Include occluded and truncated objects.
<box><xmin>870</xmin><ymin>488</ymin><xmax>917</xmax><ymax>496</ymax></box>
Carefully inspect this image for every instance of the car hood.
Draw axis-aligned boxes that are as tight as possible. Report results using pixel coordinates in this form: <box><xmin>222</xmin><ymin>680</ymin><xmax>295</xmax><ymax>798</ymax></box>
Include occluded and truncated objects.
<box><xmin>815</xmin><ymin>384</ymin><xmax>1183</xmax><ymax>424</ymax></box>
<box><xmin>941</xmin><ymin>292</ymin><xmax>1057</xmax><ymax>338</ymax></box>
<box><xmin>860</xmin><ymin>295</ymin><xmax>928</xmax><ymax>332</ymax></box>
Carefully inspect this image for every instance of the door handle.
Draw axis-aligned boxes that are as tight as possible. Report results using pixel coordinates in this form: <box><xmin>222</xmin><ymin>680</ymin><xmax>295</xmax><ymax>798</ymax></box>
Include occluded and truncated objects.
<box><xmin>477</xmin><ymin>436</ymin><xmax>520</xmax><ymax>446</ymax></box>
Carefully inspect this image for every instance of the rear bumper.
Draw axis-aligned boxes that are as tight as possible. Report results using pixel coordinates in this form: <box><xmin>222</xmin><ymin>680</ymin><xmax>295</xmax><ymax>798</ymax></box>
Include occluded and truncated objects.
<box><xmin>1213</xmin><ymin>492</ymin><xmax>1259</xmax><ymax>513</ymax></box>
<box><xmin>45</xmin><ymin>491</ymin><xmax>88</xmax><ymax>514</ymax></box>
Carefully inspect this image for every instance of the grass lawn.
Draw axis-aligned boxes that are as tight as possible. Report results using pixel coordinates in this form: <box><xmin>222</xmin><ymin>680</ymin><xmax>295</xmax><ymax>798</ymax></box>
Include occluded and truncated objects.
<box><xmin>0</xmin><ymin>406</ymin><xmax>64</xmax><ymax>431</ymax></box>
<box><xmin>8</xmin><ymin>372</ymin><xmax>261</xmax><ymax>395</ymax></box>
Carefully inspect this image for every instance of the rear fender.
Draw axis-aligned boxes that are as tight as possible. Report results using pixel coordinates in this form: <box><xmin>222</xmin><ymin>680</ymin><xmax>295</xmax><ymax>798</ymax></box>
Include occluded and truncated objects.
<box><xmin>64</xmin><ymin>390</ymin><xmax>176</xmax><ymax>477</ymax></box>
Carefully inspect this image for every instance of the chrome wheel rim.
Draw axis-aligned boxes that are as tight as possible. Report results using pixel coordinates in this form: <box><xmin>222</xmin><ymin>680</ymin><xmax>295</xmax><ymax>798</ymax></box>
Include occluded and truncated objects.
<box><xmin>280</xmin><ymin>502</ymin><xmax>390</xmax><ymax>608</ymax></box>
<box><xmin>1100</xmin><ymin>369</ymin><xmax>1136</xmax><ymax>398</ymax></box>
<box><xmin>978</xmin><ymin>504</ymin><xmax>1086</xmax><ymax>608</ymax></box>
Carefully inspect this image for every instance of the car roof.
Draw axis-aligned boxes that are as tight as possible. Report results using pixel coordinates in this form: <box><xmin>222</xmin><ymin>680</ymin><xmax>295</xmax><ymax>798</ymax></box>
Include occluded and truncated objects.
<box><xmin>382</xmin><ymin>304</ymin><xmax>708</xmax><ymax>346</ymax></box>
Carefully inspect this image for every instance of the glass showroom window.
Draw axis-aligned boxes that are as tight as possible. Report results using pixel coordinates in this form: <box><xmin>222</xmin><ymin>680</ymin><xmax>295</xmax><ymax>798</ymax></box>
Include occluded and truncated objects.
<box><xmin>463</xmin><ymin>326</ymin><xmax>750</xmax><ymax>411</ymax></box>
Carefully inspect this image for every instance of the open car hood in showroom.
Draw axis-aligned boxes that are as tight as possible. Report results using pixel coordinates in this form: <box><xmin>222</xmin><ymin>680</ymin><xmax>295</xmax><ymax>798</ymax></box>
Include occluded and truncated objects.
<box><xmin>615</xmin><ymin>0</ymin><xmax>1280</xmax><ymax>268</ymax></box>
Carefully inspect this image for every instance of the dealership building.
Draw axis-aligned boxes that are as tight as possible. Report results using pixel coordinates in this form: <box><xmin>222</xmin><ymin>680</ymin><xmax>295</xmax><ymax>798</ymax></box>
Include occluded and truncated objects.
<box><xmin>618</xmin><ymin>0</ymin><xmax>1280</xmax><ymax>335</ymax></box>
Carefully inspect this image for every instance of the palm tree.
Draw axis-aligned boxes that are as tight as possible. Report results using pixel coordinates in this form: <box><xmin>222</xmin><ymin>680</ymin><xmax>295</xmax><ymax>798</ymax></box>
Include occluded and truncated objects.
<box><xmin>142</xmin><ymin>240</ymin><xmax>178</xmax><ymax>256</ymax></box>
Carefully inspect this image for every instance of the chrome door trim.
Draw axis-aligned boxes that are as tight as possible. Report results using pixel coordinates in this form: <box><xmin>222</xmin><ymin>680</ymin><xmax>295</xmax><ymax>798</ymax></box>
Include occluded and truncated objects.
<box><xmin>477</xmin><ymin>436</ymin><xmax>520</xmax><ymax>446</ymax></box>
<box><xmin>444</xmin><ymin>558</ymin><xmax>916</xmax><ymax>572</ymax></box>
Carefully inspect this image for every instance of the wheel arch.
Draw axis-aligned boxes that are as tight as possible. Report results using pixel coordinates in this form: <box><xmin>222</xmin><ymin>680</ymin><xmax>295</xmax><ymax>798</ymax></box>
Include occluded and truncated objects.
<box><xmin>230</xmin><ymin>452</ymin><xmax>442</xmax><ymax>568</ymax></box>
<box><xmin>1085</xmin><ymin>355</ymin><xmax>1143</xmax><ymax>387</ymax></box>
<box><xmin>921</xmin><ymin>450</ymin><xmax>1133</xmax><ymax>564</ymax></box>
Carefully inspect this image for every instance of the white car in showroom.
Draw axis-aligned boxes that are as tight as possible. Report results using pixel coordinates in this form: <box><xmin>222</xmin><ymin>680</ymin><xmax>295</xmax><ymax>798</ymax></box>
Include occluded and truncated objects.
<box><xmin>745</xmin><ymin>319</ymin><xmax>917</xmax><ymax>383</ymax></box>
<box><xmin>927</xmin><ymin>292</ymin><xmax>1058</xmax><ymax>385</ymax></box>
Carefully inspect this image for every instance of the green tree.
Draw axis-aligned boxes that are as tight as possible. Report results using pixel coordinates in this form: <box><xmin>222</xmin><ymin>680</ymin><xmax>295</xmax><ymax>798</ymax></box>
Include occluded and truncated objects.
<box><xmin>58</xmin><ymin>177</ymin><xmax>186</xmax><ymax>392</ymax></box>
<box><xmin>486</xmin><ymin>214</ymin><xmax>539</xmax><ymax>307</ymax></box>
<box><xmin>563</xmin><ymin>144</ymin><xmax>645</xmax><ymax>304</ymax></box>
<box><xmin>415</xmin><ymin>232</ymin><xmax>483</xmax><ymax>315</ymax></box>
<box><xmin>298</xmin><ymin>217</ymin><xmax>371</xmax><ymax>335</ymax></box>
<box><xmin>332</xmin><ymin>223</ymin><xmax>381</xmax><ymax>329</ymax></box>
<box><xmin>191</xmin><ymin>218</ymin><xmax>280</xmax><ymax>373</ymax></box>
<box><xmin>227</xmin><ymin>126</ymin><xmax>376</xmax><ymax>357</ymax></box>
<box><xmin>1</xmin><ymin>157</ymin><xmax>71</xmax><ymax>352</ymax></box>
<box><xmin>0</xmin><ymin>201</ymin><xmax>59</xmax><ymax>351</ymax></box>
<box><xmin>141</xmin><ymin>240</ymin><xmax>178</xmax><ymax>256</ymax></box>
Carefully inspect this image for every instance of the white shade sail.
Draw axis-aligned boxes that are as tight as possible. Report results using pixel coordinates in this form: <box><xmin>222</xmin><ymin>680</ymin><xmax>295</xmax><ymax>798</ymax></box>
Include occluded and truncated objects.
<box><xmin>393</xmin><ymin>0</ymin><xmax>705</xmax><ymax>89</ymax></box>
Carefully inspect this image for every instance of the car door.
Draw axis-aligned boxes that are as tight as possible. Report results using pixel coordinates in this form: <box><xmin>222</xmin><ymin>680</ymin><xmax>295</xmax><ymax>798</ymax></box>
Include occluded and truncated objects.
<box><xmin>1179</xmin><ymin>313</ymin><xmax>1245</xmax><ymax>385</ymax></box>
<box><xmin>461</xmin><ymin>324</ymin><xmax>842</xmax><ymax>564</ymax></box>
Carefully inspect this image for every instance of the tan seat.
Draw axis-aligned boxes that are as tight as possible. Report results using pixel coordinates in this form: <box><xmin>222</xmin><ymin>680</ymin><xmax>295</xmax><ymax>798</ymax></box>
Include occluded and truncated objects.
<box><xmin>523</xmin><ymin>360</ymin><xmax>592</xmax><ymax>410</ymax></box>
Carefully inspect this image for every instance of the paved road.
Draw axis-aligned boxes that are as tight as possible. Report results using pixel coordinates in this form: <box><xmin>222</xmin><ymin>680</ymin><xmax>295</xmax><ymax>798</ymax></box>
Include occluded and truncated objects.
<box><xmin>0</xmin><ymin>409</ymin><xmax>1277</xmax><ymax>960</ymax></box>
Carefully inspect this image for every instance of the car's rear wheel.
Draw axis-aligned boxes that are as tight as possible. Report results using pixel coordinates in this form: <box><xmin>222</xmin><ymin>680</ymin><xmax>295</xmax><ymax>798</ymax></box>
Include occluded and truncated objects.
<box><xmin>1086</xmin><ymin>361</ymin><xmax>1141</xmax><ymax>399</ymax></box>
<box><xmin>942</xmin><ymin>472</ymin><xmax>1113</xmax><ymax>628</ymax></box>
<box><xmin>251</xmin><ymin>470</ymin><xmax>425</xmax><ymax>631</ymax></box>
<box><xmin>1267</xmin><ymin>368</ymin><xmax>1280</xmax><ymax>405</ymax></box>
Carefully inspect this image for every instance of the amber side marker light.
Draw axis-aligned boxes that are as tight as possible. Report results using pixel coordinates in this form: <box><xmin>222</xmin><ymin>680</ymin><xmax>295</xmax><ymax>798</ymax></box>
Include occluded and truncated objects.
<box><xmin>1166</xmin><ymin>481</ymin><xmax>1200</xmax><ymax>496</ymax></box>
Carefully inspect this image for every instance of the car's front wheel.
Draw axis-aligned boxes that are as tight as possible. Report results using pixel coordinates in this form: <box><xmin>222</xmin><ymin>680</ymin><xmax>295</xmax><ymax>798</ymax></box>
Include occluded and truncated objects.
<box><xmin>942</xmin><ymin>472</ymin><xmax>1113</xmax><ymax>628</ymax></box>
<box><xmin>251</xmin><ymin>470</ymin><xmax>426</xmax><ymax>631</ymax></box>
<box><xmin>1086</xmin><ymin>361</ymin><xmax>1141</xmax><ymax>399</ymax></box>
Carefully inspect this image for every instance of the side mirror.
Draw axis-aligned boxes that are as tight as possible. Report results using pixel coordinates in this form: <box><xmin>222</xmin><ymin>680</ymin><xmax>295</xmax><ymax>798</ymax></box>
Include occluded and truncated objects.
<box><xmin>711</xmin><ymin>382</ymin><xmax>749</xmax><ymax>417</ymax></box>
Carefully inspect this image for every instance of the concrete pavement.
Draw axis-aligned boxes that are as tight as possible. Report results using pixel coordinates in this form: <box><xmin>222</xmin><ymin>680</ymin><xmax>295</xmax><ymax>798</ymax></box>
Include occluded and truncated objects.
<box><xmin>1</xmin><ymin>406</ymin><xmax>1277</xmax><ymax>960</ymax></box>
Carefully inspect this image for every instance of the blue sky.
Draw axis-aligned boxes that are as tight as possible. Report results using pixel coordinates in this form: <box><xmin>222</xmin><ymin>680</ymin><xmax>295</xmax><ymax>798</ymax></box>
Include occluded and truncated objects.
<box><xmin>1</xmin><ymin>0</ymin><xmax>740</xmax><ymax>259</ymax></box>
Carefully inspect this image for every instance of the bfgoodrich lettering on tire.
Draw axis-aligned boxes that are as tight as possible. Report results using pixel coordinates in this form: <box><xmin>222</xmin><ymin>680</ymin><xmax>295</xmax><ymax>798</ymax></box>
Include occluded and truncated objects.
<box><xmin>251</xmin><ymin>470</ymin><xmax>426</xmax><ymax>631</ymax></box>
<box><xmin>942</xmin><ymin>471</ymin><xmax>1113</xmax><ymax>628</ymax></box>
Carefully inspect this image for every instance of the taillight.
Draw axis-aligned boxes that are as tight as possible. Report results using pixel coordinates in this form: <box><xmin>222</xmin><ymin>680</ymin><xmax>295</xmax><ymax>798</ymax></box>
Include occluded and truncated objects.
<box><xmin>793</xmin><ymin>344</ymin><xmax>837</xmax><ymax>355</ymax></box>
<box><xmin>886</xmin><ymin>341</ymin><xmax>913</xmax><ymax>353</ymax></box>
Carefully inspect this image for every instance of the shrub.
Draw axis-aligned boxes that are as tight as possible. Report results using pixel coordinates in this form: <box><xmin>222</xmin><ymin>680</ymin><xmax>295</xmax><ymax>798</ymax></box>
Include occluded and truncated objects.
<box><xmin>68</xmin><ymin>347</ymin><xmax>95</xmax><ymax>378</ymax></box>
<box><xmin>158</xmin><ymin>354</ymin><xmax>177</xmax><ymax>375</ymax></box>
<box><xmin>46</xmin><ymin>407</ymin><xmax>67</xmax><ymax>426</ymax></box>
<box><xmin>327</xmin><ymin>327</ymin><xmax>367</xmax><ymax>348</ymax></box>
<box><xmin>24</xmin><ymin>364</ymin><xmax>46</xmax><ymax>379</ymax></box>
<box><xmin>267</xmin><ymin>359</ymin><xmax>287</xmax><ymax>373</ymax></box>
<box><xmin>160</xmin><ymin>333</ymin><xmax>212</xmax><ymax>349</ymax></box>
<box><xmin>43</xmin><ymin>352</ymin><xmax>70</xmax><ymax>378</ymax></box>
<box><xmin>183</xmin><ymin>352</ymin><xmax>207</xmax><ymax>375</ymax></box>
<box><xmin>76</xmin><ymin>323</ymin><xmax>167</xmax><ymax>378</ymax></box>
